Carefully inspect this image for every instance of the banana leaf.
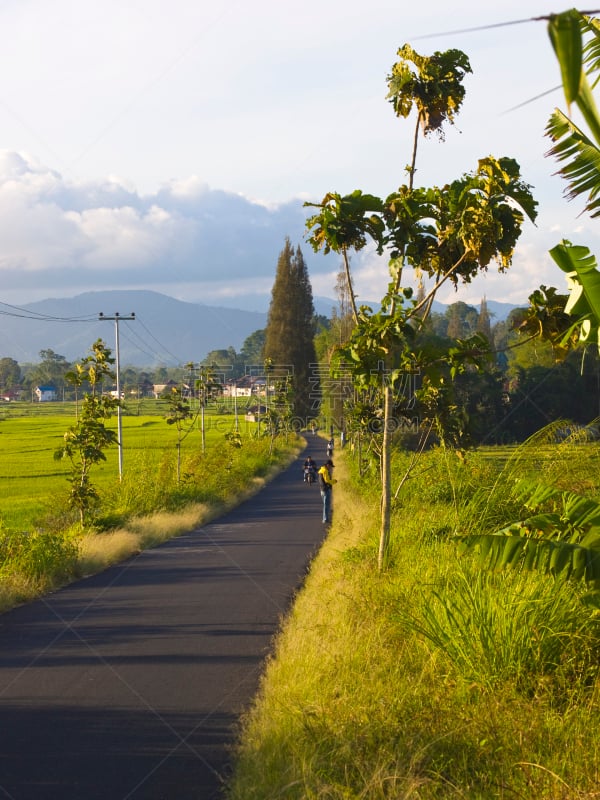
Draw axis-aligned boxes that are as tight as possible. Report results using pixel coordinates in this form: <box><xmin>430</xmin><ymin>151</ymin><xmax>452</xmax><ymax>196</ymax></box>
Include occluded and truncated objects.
<box><xmin>460</xmin><ymin>533</ymin><xmax>600</xmax><ymax>584</ymax></box>
<box><xmin>549</xmin><ymin>241</ymin><xmax>600</xmax><ymax>346</ymax></box>
<box><xmin>549</xmin><ymin>9</ymin><xmax>584</xmax><ymax>106</ymax></box>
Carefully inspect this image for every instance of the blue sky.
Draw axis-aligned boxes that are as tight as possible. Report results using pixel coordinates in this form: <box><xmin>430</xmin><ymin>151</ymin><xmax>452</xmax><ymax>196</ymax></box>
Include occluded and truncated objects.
<box><xmin>0</xmin><ymin>1</ymin><xmax>595</xmax><ymax>311</ymax></box>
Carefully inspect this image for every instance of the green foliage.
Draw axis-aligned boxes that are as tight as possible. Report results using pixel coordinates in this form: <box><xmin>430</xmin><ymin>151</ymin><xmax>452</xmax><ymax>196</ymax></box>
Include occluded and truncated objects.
<box><xmin>24</xmin><ymin>348</ymin><xmax>71</xmax><ymax>395</ymax></box>
<box><xmin>459</xmin><ymin>478</ymin><xmax>600</xmax><ymax>590</ymax></box>
<box><xmin>0</xmin><ymin>527</ymin><xmax>79</xmax><ymax>584</ymax></box>
<box><xmin>306</xmin><ymin>41</ymin><xmax>537</xmax><ymax>571</ymax></box>
<box><xmin>386</xmin><ymin>44</ymin><xmax>472</xmax><ymax>137</ymax></box>
<box><xmin>547</xmin><ymin>11</ymin><xmax>600</xmax><ymax>215</ymax></box>
<box><xmin>504</xmin><ymin>359</ymin><xmax>599</xmax><ymax>440</ymax></box>
<box><xmin>164</xmin><ymin>385</ymin><xmax>196</xmax><ymax>483</ymax></box>
<box><xmin>513</xmin><ymin>283</ymin><xmax>573</xmax><ymax>359</ymax></box>
<box><xmin>527</xmin><ymin>13</ymin><xmax>600</xmax><ymax>366</ymax></box>
<box><xmin>397</xmin><ymin>563</ymin><xmax>599</xmax><ymax>691</ymax></box>
<box><xmin>386</xmin><ymin>157</ymin><xmax>537</xmax><ymax>287</ymax></box>
<box><xmin>240</xmin><ymin>328</ymin><xmax>266</xmax><ymax>364</ymax></box>
<box><xmin>263</xmin><ymin>239</ymin><xmax>317</xmax><ymax>418</ymax></box>
<box><xmin>550</xmin><ymin>240</ymin><xmax>600</xmax><ymax>351</ymax></box>
<box><xmin>55</xmin><ymin>340</ymin><xmax>119</xmax><ymax>523</ymax></box>
<box><xmin>305</xmin><ymin>190</ymin><xmax>385</xmax><ymax>257</ymax></box>
<box><xmin>0</xmin><ymin>357</ymin><xmax>21</xmax><ymax>389</ymax></box>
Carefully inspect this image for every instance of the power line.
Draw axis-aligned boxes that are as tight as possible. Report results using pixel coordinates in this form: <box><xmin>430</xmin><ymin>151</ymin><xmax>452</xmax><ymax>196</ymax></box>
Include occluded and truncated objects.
<box><xmin>412</xmin><ymin>11</ymin><xmax>600</xmax><ymax>40</ymax></box>
<box><xmin>502</xmin><ymin>85</ymin><xmax>563</xmax><ymax>114</ymax></box>
<box><xmin>134</xmin><ymin>315</ymin><xmax>183</xmax><ymax>365</ymax></box>
<box><xmin>118</xmin><ymin>326</ymin><xmax>168</xmax><ymax>365</ymax></box>
<box><xmin>0</xmin><ymin>298</ymin><xmax>188</xmax><ymax>366</ymax></box>
<box><xmin>0</xmin><ymin>300</ymin><xmax>97</xmax><ymax>322</ymax></box>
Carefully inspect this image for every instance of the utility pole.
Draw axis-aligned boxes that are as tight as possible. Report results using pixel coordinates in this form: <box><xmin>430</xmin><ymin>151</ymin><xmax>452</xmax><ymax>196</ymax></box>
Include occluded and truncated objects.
<box><xmin>99</xmin><ymin>312</ymin><xmax>135</xmax><ymax>480</ymax></box>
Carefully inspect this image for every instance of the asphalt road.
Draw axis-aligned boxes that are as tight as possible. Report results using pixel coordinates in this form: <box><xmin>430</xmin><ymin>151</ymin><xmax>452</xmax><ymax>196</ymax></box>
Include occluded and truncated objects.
<box><xmin>0</xmin><ymin>441</ymin><xmax>329</xmax><ymax>800</ymax></box>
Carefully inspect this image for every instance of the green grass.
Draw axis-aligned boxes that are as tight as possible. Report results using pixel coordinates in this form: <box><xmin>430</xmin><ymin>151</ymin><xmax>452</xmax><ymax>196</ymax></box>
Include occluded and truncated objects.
<box><xmin>0</xmin><ymin>402</ymin><xmax>301</xmax><ymax>611</ymax></box>
<box><xmin>226</xmin><ymin>442</ymin><xmax>600</xmax><ymax>799</ymax></box>
<box><xmin>0</xmin><ymin>405</ymin><xmax>257</xmax><ymax>530</ymax></box>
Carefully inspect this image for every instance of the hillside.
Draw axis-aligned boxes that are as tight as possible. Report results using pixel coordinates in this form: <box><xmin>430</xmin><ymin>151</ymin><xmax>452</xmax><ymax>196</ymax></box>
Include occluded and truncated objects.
<box><xmin>0</xmin><ymin>290</ymin><xmax>521</xmax><ymax>366</ymax></box>
<box><xmin>0</xmin><ymin>290</ymin><xmax>267</xmax><ymax>366</ymax></box>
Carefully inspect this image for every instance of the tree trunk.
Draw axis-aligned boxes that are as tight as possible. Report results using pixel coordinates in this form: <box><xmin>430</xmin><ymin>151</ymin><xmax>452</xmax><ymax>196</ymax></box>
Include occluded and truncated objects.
<box><xmin>378</xmin><ymin>384</ymin><xmax>393</xmax><ymax>570</ymax></box>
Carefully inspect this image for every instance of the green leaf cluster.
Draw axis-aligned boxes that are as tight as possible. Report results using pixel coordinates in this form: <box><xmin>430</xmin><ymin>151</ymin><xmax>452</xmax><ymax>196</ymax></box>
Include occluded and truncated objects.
<box><xmin>305</xmin><ymin>191</ymin><xmax>385</xmax><ymax>256</ymax></box>
<box><xmin>55</xmin><ymin>339</ymin><xmax>120</xmax><ymax>523</ymax></box>
<box><xmin>460</xmin><ymin>478</ymin><xmax>600</xmax><ymax>592</ymax></box>
<box><xmin>547</xmin><ymin>11</ymin><xmax>600</xmax><ymax>216</ymax></box>
<box><xmin>386</xmin><ymin>44</ymin><xmax>472</xmax><ymax>137</ymax></box>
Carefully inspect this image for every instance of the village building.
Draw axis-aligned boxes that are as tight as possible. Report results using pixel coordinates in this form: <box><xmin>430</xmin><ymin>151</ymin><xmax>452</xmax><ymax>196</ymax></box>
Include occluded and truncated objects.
<box><xmin>34</xmin><ymin>385</ymin><xmax>57</xmax><ymax>402</ymax></box>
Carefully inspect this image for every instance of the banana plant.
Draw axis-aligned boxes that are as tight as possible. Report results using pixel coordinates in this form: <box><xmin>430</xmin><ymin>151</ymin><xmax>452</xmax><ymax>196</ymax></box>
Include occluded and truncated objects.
<box><xmin>544</xmin><ymin>12</ymin><xmax>600</xmax><ymax>340</ymax></box>
<box><xmin>462</xmin><ymin>14</ymin><xmax>600</xmax><ymax>605</ymax></box>
<box><xmin>548</xmin><ymin>239</ymin><xmax>600</xmax><ymax>349</ymax></box>
<box><xmin>459</xmin><ymin>478</ymin><xmax>600</xmax><ymax>608</ymax></box>
<box><xmin>520</xmin><ymin>14</ymin><xmax>600</xmax><ymax>355</ymax></box>
<box><xmin>547</xmin><ymin>11</ymin><xmax>600</xmax><ymax>216</ymax></box>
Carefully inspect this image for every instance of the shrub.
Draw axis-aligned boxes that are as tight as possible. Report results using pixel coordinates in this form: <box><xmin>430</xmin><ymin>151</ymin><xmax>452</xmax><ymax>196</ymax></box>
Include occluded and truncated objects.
<box><xmin>0</xmin><ymin>528</ymin><xmax>80</xmax><ymax>584</ymax></box>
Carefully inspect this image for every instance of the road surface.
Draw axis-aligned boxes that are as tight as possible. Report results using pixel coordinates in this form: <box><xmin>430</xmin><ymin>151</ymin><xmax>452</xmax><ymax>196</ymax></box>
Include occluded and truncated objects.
<box><xmin>0</xmin><ymin>442</ymin><xmax>328</xmax><ymax>799</ymax></box>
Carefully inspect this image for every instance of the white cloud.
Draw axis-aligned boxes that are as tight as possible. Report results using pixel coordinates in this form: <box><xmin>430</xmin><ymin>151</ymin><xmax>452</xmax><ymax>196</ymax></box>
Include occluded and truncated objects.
<box><xmin>0</xmin><ymin>150</ymin><xmax>337</xmax><ymax>301</ymax></box>
<box><xmin>0</xmin><ymin>1</ymin><xmax>596</xmax><ymax>310</ymax></box>
<box><xmin>0</xmin><ymin>145</ymin><xmax>595</xmax><ymax>312</ymax></box>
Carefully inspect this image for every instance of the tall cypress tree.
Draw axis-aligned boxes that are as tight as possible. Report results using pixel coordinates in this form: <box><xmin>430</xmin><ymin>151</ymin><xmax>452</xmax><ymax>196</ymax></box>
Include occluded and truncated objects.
<box><xmin>476</xmin><ymin>296</ymin><xmax>493</xmax><ymax>342</ymax></box>
<box><xmin>264</xmin><ymin>238</ymin><xmax>318</xmax><ymax>420</ymax></box>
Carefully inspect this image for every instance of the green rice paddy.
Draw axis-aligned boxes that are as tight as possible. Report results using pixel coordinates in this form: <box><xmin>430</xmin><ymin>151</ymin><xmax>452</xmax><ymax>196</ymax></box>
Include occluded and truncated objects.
<box><xmin>0</xmin><ymin>401</ymin><xmax>252</xmax><ymax>530</ymax></box>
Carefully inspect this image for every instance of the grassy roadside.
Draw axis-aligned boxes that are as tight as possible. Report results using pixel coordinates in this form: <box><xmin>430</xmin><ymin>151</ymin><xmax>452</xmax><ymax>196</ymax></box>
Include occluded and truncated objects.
<box><xmin>0</xmin><ymin>433</ymin><xmax>303</xmax><ymax>613</ymax></box>
<box><xmin>226</xmin><ymin>445</ymin><xmax>600</xmax><ymax>799</ymax></box>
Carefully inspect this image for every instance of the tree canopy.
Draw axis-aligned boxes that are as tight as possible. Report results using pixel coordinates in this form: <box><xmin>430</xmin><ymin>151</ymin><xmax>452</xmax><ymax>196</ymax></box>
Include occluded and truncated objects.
<box><xmin>264</xmin><ymin>238</ymin><xmax>318</xmax><ymax>420</ymax></box>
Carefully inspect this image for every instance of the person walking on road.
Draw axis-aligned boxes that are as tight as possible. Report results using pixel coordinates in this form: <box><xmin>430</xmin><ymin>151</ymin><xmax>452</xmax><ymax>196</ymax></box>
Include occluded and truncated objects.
<box><xmin>318</xmin><ymin>459</ymin><xmax>336</xmax><ymax>524</ymax></box>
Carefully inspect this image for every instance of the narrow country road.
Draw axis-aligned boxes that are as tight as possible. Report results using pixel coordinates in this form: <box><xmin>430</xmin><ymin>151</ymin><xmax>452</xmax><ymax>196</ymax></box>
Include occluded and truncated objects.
<box><xmin>0</xmin><ymin>441</ymin><xmax>328</xmax><ymax>800</ymax></box>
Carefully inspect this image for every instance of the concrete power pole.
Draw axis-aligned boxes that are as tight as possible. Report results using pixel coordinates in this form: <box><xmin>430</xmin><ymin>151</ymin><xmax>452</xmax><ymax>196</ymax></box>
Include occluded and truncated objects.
<box><xmin>99</xmin><ymin>312</ymin><xmax>136</xmax><ymax>481</ymax></box>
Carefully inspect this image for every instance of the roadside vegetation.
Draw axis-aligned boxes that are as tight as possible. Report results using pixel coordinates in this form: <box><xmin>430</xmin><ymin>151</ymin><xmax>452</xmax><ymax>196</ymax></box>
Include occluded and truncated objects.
<box><xmin>3</xmin><ymin>10</ymin><xmax>600</xmax><ymax>797</ymax></box>
<box><xmin>227</xmin><ymin>433</ymin><xmax>600</xmax><ymax>799</ymax></box>
<box><xmin>0</xmin><ymin>399</ymin><xmax>301</xmax><ymax>612</ymax></box>
<box><xmin>228</xmin><ymin>12</ymin><xmax>600</xmax><ymax>797</ymax></box>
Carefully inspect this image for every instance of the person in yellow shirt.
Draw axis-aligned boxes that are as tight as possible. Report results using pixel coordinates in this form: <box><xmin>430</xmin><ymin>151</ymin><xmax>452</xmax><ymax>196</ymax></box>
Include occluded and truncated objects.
<box><xmin>317</xmin><ymin>459</ymin><xmax>336</xmax><ymax>524</ymax></box>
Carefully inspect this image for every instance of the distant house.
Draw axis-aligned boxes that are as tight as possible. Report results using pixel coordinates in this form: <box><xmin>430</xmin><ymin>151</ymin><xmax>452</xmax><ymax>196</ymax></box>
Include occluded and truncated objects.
<box><xmin>152</xmin><ymin>380</ymin><xmax>178</xmax><ymax>399</ymax></box>
<box><xmin>35</xmin><ymin>385</ymin><xmax>57</xmax><ymax>402</ymax></box>
<box><xmin>223</xmin><ymin>377</ymin><xmax>253</xmax><ymax>398</ymax></box>
<box><xmin>245</xmin><ymin>404</ymin><xmax>268</xmax><ymax>423</ymax></box>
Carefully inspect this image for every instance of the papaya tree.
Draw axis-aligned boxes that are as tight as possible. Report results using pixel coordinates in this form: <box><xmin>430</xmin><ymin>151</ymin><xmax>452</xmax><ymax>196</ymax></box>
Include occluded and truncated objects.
<box><xmin>55</xmin><ymin>340</ymin><xmax>119</xmax><ymax>525</ymax></box>
<box><xmin>306</xmin><ymin>44</ymin><xmax>537</xmax><ymax>569</ymax></box>
<box><xmin>165</xmin><ymin>385</ymin><xmax>196</xmax><ymax>484</ymax></box>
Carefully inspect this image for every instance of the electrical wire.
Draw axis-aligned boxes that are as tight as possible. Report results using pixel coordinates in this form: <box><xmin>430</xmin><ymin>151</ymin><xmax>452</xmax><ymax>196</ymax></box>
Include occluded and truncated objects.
<box><xmin>0</xmin><ymin>300</ymin><xmax>97</xmax><ymax>322</ymax></box>
<box><xmin>125</xmin><ymin>315</ymin><xmax>183</xmax><ymax>365</ymax></box>
<box><xmin>502</xmin><ymin>86</ymin><xmax>563</xmax><ymax>114</ymax></box>
<box><xmin>412</xmin><ymin>11</ymin><xmax>600</xmax><ymax>40</ymax></box>
<box><xmin>117</xmin><ymin>327</ymin><xmax>162</xmax><ymax>364</ymax></box>
<box><xmin>0</xmin><ymin>300</ymin><xmax>186</xmax><ymax>367</ymax></box>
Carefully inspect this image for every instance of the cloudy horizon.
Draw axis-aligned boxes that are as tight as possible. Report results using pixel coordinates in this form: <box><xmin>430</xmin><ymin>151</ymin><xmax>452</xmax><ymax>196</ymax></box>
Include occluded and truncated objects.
<box><xmin>0</xmin><ymin>2</ymin><xmax>598</xmax><ymax>314</ymax></box>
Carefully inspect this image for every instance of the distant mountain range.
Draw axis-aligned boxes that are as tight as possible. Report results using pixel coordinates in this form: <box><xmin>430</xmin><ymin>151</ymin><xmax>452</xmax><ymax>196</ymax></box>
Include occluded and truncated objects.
<box><xmin>0</xmin><ymin>290</ymin><xmax>268</xmax><ymax>366</ymax></box>
<box><xmin>0</xmin><ymin>290</ymin><xmax>521</xmax><ymax>366</ymax></box>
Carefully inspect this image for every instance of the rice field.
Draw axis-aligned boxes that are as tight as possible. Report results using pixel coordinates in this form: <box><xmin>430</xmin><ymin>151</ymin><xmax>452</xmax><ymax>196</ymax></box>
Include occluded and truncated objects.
<box><xmin>0</xmin><ymin>401</ymin><xmax>253</xmax><ymax>530</ymax></box>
